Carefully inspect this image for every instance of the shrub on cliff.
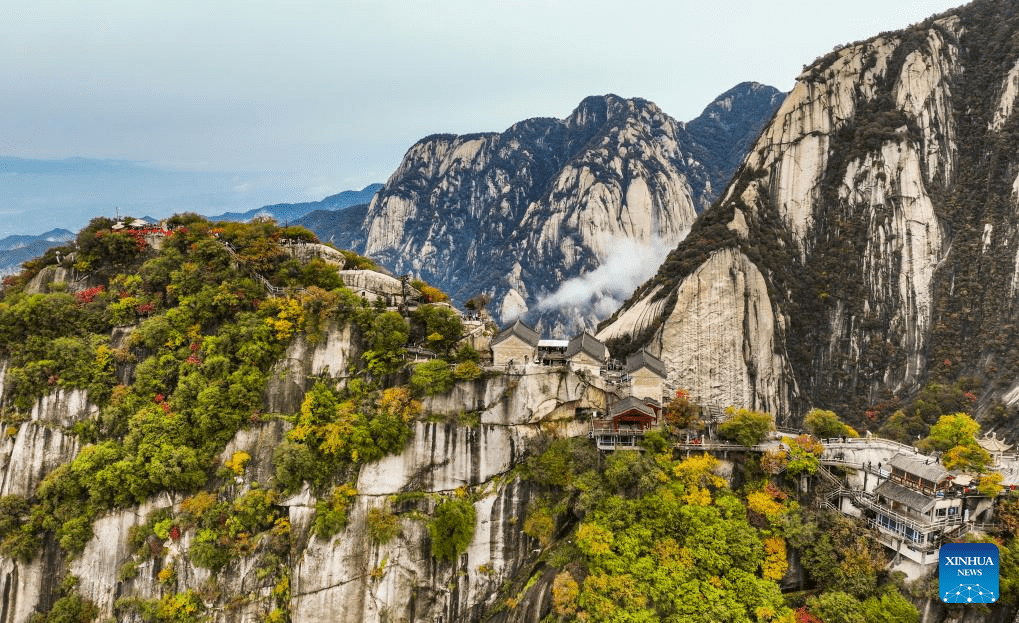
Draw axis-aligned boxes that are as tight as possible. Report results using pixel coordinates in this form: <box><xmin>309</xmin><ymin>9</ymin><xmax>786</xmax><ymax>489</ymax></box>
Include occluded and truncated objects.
<box><xmin>429</xmin><ymin>498</ymin><xmax>476</xmax><ymax>562</ymax></box>
<box><xmin>410</xmin><ymin>359</ymin><xmax>453</xmax><ymax>396</ymax></box>
<box><xmin>718</xmin><ymin>408</ymin><xmax>773</xmax><ymax>447</ymax></box>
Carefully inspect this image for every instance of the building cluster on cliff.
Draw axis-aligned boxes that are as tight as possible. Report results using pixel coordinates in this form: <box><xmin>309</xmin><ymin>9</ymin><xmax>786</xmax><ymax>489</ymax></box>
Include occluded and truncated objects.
<box><xmin>483</xmin><ymin>319</ymin><xmax>1019</xmax><ymax>581</ymax></box>
<box><xmin>489</xmin><ymin>318</ymin><xmax>666</xmax><ymax>401</ymax></box>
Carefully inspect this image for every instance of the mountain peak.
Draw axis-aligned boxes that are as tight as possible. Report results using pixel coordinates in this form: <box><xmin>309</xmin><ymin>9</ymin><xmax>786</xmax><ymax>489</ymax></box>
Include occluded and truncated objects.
<box><xmin>324</xmin><ymin>87</ymin><xmax>781</xmax><ymax>336</ymax></box>
<box><xmin>598</xmin><ymin>0</ymin><xmax>1019</xmax><ymax>431</ymax></box>
<box><xmin>565</xmin><ymin>94</ymin><xmax>659</xmax><ymax>129</ymax></box>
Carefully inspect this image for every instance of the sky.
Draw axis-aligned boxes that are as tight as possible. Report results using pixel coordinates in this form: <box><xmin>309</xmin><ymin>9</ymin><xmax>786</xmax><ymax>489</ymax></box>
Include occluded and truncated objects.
<box><xmin>2</xmin><ymin>0</ymin><xmax>966</xmax><ymax>208</ymax></box>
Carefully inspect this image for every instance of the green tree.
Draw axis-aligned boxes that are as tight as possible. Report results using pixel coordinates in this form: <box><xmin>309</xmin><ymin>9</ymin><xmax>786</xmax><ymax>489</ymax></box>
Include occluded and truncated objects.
<box><xmin>785</xmin><ymin>435</ymin><xmax>823</xmax><ymax>477</ymax></box>
<box><xmin>805</xmin><ymin>408</ymin><xmax>858</xmax><ymax>439</ymax></box>
<box><xmin>878</xmin><ymin>409</ymin><xmax>928</xmax><ymax>444</ymax></box>
<box><xmin>806</xmin><ymin>591</ymin><xmax>866</xmax><ymax>623</ymax></box>
<box><xmin>921</xmin><ymin>413</ymin><xmax>991</xmax><ymax>472</ymax></box>
<box><xmin>363</xmin><ymin>311</ymin><xmax>408</xmax><ymax>375</ymax></box>
<box><xmin>861</xmin><ymin>590</ymin><xmax>919</xmax><ymax>623</ymax></box>
<box><xmin>1001</xmin><ymin>537</ymin><xmax>1019</xmax><ymax>605</ymax></box>
<box><xmin>718</xmin><ymin>408</ymin><xmax>773</xmax><ymax>447</ymax></box>
<box><xmin>411</xmin><ymin>304</ymin><xmax>463</xmax><ymax>355</ymax></box>
<box><xmin>410</xmin><ymin>359</ymin><xmax>454</xmax><ymax>396</ymax></box>
<box><xmin>921</xmin><ymin>413</ymin><xmax>981</xmax><ymax>451</ymax></box>
<box><xmin>429</xmin><ymin>498</ymin><xmax>476</xmax><ymax>562</ymax></box>
<box><xmin>366</xmin><ymin>507</ymin><xmax>401</xmax><ymax>543</ymax></box>
<box><xmin>452</xmin><ymin>360</ymin><xmax>481</xmax><ymax>381</ymax></box>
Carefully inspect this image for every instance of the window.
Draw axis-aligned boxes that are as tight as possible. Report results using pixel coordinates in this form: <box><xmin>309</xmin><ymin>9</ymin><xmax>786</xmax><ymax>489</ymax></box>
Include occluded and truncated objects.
<box><xmin>936</xmin><ymin>508</ymin><xmax>947</xmax><ymax>517</ymax></box>
<box><xmin>947</xmin><ymin>507</ymin><xmax>958</xmax><ymax>516</ymax></box>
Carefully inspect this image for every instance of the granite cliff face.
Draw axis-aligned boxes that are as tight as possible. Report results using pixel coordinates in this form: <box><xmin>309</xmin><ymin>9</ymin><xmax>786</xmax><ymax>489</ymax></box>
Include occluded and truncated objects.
<box><xmin>0</xmin><ymin>324</ymin><xmax>603</xmax><ymax>623</ymax></box>
<box><xmin>599</xmin><ymin>0</ymin><xmax>1019</xmax><ymax>427</ymax></box>
<box><xmin>303</xmin><ymin>85</ymin><xmax>782</xmax><ymax>336</ymax></box>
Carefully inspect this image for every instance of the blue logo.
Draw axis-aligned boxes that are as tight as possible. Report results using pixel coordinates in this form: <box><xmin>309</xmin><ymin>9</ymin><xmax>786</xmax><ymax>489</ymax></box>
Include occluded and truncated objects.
<box><xmin>940</xmin><ymin>543</ymin><xmax>999</xmax><ymax>603</ymax></box>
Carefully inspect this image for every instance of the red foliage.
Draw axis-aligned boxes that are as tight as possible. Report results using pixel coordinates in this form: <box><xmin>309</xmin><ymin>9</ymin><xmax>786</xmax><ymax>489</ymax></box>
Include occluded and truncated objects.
<box><xmin>122</xmin><ymin>226</ymin><xmax>168</xmax><ymax>251</ymax></box>
<box><xmin>186</xmin><ymin>355</ymin><xmax>202</xmax><ymax>366</ymax></box>
<box><xmin>169</xmin><ymin>525</ymin><xmax>181</xmax><ymax>541</ymax></box>
<box><xmin>794</xmin><ymin>607</ymin><xmax>822</xmax><ymax>623</ymax></box>
<box><xmin>862</xmin><ymin>396</ymin><xmax>900</xmax><ymax>422</ymax></box>
<box><xmin>136</xmin><ymin>302</ymin><xmax>156</xmax><ymax>314</ymax></box>
<box><xmin>154</xmin><ymin>394</ymin><xmax>165</xmax><ymax>403</ymax></box>
<box><xmin>75</xmin><ymin>285</ymin><xmax>106</xmax><ymax>304</ymax></box>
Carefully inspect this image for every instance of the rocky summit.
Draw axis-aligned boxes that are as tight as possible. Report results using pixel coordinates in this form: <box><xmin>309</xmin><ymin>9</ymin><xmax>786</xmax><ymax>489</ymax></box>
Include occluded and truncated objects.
<box><xmin>305</xmin><ymin>85</ymin><xmax>782</xmax><ymax>337</ymax></box>
<box><xmin>599</xmin><ymin>0</ymin><xmax>1019</xmax><ymax>433</ymax></box>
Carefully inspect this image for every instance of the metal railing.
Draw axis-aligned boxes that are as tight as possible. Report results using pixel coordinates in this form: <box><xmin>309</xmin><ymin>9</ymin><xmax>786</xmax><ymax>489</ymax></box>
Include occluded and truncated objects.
<box><xmin>819</xmin><ymin>436</ymin><xmax>920</xmax><ymax>454</ymax></box>
<box><xmin>590</xmin><ymin>427</ymin><xmax>651</xmax><ymax>436</ymax></box>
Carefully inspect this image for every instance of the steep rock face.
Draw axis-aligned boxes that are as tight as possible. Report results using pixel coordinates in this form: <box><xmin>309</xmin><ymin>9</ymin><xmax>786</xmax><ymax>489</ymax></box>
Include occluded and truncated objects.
<box><xmin>0</xmin><ymin>381</ymin><xmax>97</xmax><ymax>622</ymax></box>
<box><xmin>0</xmin><ymin>388</ymin><xmax>95</xmax><ymax>498</ymax></box>
<box><xmin>290</xmin><ymin>479</ymin><xmax>536</xmax><ymax>623</ymax></box>
<box><xmin>290</xmin><ymin>368</ymin><xmax>598</xmax><ymax>623</ymax></box>
<box><xmin>0</xmin><ymin>543</ymin><xmax>63</xmax><ymax>623</ymax></box>
<box><xmin>600</xmin><ymin>248</ymin><xmax>796</xmax><ymax>415</ymax></box>
<box><xmin>361</xmin><ymin>96</ymin><xmax>702</xmax><ymax>336</ymax></box>
<box><xmin>600</xmin><ymin>1</ymin><xmax>1019</xmax><ymax>423</ymax></box>
<box><xmin>309</xmin><ymin>86</ymin><xmax>782</xmax><ymax>336</ymax></box>
<box><xmin>0</xmin><ymin>318</ymin><xmax>602</xmax><ymax>622</ymax></box>
<box><xmin>263</xmin><ymin>322</ymin><xmax>360</xmax><ymax>413</ymax></box>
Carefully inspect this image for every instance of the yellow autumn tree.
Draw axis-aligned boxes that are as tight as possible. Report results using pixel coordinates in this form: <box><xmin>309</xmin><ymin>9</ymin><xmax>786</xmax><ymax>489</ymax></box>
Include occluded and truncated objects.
<box><xmin>762</xmin><ymin>537</ymin><xmax>788</xmax><ymax>581</ymax></box>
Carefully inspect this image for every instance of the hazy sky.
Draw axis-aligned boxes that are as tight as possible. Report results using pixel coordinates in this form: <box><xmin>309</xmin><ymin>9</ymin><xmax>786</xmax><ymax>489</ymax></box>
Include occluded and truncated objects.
<box><xmin>3</xmin><ymin>0</ymin><xmax>965</xmax><ymax>200</ymax></box>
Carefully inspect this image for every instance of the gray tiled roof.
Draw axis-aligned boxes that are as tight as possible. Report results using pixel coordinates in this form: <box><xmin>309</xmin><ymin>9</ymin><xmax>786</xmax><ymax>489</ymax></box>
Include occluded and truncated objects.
<box><xmin>888</xmin><ymin>453</ymin><xmax>949</xmax><ymax>483</ymax></box>
<box><xmin>626</xmin><ymin>349</ymin><xmax>666</xmax><ymax>377</ymax></box>
<box><xmin>608</xmin><ymin>396</ymin><xmax>656</xmax><ymax>419</ymax></box>
<box><xmin>491</xmin><ymin>319</ymin><xmax>540</xmax><ymax>347</ymax></box>
<box><xmin>874</xmin><ymin>480</ymin><xmax>936</xmax><ymax>513</ymax></box>
<box><xmin>565</xmin><ymin>332</ymin><xmax>608</xmax><ymax>362</ymax></box>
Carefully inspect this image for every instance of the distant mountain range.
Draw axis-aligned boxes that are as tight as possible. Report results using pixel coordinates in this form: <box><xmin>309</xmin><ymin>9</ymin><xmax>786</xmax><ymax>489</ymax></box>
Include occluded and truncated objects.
<box><xmin>0</xmin><ymin>156</ymin><xmax>356</xmax><ymax>237</ymax></box>
<box><xmin>295</xmin><ymin>203</ymin><xmax>371</xmax><ymax>251</ymax></box>
<box><xmin>5</xmin><ymin>83</ymin><xmax>782</xmax><ymax>339</ymax></box>
<box><xmin>297</xmin><ymin>82</ymin><xmax>784</xmax><ymax>335</ymax></box>
<box><xmin>0</xmin><ymin>184</ymin><xmax>381</xmax><ymax>276</ymax></box>
<box><xmin>210</xmin><ymin>184</ymin><xmax>382</xmax><ymax>224</ymax></box>
<box><xmin>0</xmin><ymin>229</ymin><xmax>75</xmax><ymax>276</ymax></box>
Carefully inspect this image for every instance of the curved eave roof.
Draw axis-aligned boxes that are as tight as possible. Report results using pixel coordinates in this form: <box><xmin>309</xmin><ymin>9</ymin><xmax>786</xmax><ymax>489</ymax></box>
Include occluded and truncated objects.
<box><xmin>491</xmin><ymin>318</ymin><xmax>540</xmax><ymax>347</ymax></box>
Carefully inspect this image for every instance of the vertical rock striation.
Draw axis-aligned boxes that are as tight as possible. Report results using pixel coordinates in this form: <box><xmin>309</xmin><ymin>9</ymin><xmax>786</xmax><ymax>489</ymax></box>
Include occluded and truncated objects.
<box><xmin>600</xmin><ymin>2</ymin><xmax>1019</xmax><ymax>425</ymax></box>
<box><xmin>307</xmin><ymin>85</ymin><xmax>783</xmax><ymax>336</ymax></box>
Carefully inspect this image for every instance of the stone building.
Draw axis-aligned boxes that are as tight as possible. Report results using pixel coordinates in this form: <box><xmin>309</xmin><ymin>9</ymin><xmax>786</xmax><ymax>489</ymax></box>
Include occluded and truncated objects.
<box><xmin>626</xmin><ymin>349</ymin><xmax>667</xmax><ymax>401</ymax></box>
<box><xmin>490</xmin><ymin>319</ymin><xmax>540</xmax><ymax>366</ymax></box>
<box><xmin>565</xmin><ymin>332</ymin><xmax>608</xmax><ymax>376</ymax></box>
